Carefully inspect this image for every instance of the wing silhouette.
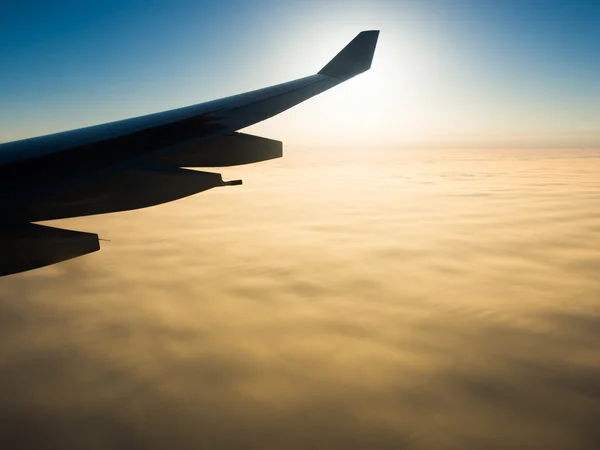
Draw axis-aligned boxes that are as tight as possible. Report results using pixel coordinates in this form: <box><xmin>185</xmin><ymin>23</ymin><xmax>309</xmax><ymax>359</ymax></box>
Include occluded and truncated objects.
<box><xmin>0</xmin><ymin>30</ymin><xmax>379</xmax><ymax>276</ymax></box>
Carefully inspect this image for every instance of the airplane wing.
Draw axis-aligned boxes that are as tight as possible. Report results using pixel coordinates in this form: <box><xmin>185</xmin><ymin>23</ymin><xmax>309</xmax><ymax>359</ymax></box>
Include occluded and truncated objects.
<box><xmin>0</xmin><ymin>30</ymin><xmax>379</xmax><ymax>276</ymax></box>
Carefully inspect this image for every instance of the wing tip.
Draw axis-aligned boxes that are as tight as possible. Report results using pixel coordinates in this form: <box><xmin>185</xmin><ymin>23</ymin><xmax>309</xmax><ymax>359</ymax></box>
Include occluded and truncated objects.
<box><xmin>318</xmin><ymin>30</ymin><xmax>380</xmax><ymax>80</ymax></box>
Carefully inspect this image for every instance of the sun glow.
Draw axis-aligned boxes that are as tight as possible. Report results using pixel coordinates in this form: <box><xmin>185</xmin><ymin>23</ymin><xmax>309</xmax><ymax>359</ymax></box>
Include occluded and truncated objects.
<box><xmin>245</xmin><ymin>26</ymin><xmax>436</xmax><ymax>148</ymax></box>
<box><xmin>242</xmin><ymin>1</ymin><xmax>457</xmax><ymax>149</ymax></box>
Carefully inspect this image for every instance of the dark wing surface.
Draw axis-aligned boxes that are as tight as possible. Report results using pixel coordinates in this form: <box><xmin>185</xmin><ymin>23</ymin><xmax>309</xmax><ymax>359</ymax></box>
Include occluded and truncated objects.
<box><xmin>0</xmin><ymin>30</ymin><xmax>379</xmax><ymax>276</ymax></box>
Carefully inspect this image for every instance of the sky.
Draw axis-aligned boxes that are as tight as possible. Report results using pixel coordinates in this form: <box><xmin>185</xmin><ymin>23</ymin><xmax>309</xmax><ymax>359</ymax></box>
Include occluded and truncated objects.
<box><xmin>0</xmin><ymin>0</ymin><xmax>598</xmax><ymax>148</ymax></box>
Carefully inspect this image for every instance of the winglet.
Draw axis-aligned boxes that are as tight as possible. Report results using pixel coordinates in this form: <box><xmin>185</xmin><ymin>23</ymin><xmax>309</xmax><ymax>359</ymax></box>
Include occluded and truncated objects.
<box><xmin>318</xmin><ymin>30</ymin><xmax>380</xmax><ymax>80</ymax></box>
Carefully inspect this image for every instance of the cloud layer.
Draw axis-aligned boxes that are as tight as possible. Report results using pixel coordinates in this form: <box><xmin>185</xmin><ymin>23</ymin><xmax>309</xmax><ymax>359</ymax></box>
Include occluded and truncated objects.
<box><xmin>1</xmin><ymin>147</ymin><xmax>599</xmax><ymax>449</ymax></box>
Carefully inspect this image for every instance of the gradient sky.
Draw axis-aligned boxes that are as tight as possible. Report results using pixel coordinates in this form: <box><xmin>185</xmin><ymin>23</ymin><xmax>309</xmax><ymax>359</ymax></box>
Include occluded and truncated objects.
<box><xmin>1</xmin><ymin>0</ymin><xmax>598</xmax><ymax>147</ymax></box>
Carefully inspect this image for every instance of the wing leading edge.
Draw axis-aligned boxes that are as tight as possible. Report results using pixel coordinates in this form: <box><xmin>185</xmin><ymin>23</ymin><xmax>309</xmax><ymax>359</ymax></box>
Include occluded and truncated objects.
<box><xmin>0</xmin><ymin>30</ymin><xmax>380</xmax><ymax>276</ymax></box>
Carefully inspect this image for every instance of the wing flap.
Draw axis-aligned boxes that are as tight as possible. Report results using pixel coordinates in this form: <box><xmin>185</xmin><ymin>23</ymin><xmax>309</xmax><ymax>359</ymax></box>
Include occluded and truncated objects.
<box><xmin>16</xmin><ymin>166</ymin><xmax>235</xmax><ymax>222</ymax></box>
<box><xmin>0</xmin><ymin>223</ymin><xmax>100</xmax><ymax>276</ymax></box>
<box><xmin>157</xmin><ymin>132</ymin><xmax>282</xmax><ymax>167</ymax></box>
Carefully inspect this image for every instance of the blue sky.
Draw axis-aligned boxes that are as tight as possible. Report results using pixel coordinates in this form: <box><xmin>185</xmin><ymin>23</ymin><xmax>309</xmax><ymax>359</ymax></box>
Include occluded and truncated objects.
<box><xmin>1</xmin><ymin>0</ymin><xmax>598</xmax><ymax>147</ymax></box>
